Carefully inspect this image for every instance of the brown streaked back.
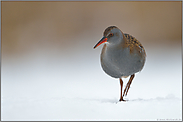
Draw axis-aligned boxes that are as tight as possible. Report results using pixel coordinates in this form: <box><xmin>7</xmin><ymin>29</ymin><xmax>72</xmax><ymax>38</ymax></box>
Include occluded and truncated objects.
<box><xmin>124</xmin><ymin>33</ymin><xmax>146</xmax><ymax>56</ymax></box>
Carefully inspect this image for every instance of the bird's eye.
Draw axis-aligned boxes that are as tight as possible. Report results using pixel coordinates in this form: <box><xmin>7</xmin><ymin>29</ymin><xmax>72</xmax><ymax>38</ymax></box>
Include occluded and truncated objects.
<box><xmin>108</xmin><ymin>33</ymin><xmax>113</xmax><ymax>37</ymax></box>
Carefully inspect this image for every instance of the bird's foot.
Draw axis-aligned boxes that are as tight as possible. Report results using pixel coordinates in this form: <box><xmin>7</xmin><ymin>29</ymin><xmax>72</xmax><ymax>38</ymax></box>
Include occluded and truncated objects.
<box><xmin>119</xmin><ymin>97</ymin><xmax>126</xmax><ymax>102</ymax></box>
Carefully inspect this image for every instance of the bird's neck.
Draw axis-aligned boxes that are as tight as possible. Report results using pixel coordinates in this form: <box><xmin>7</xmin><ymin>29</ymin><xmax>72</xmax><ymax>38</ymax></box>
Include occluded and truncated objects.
<box><xmin>107</xmin><ymin>36</ymin><xmax>127</xmax><ymax>50</ymax></box>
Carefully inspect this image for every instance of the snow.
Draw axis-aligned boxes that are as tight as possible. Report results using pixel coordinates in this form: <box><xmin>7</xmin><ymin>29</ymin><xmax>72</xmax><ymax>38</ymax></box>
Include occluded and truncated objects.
<box><xmin>1</xmin><ymin>42</ymin><xmax>182</xmax><ymax>121</ymax></box>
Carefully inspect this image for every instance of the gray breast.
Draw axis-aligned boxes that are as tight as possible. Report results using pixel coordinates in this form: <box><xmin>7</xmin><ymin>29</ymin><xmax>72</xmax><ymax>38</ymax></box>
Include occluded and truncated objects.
<box><xmin>100</xmin><ymin>44</ymin><xmax>145</xmax><ymax>78</ymax></box>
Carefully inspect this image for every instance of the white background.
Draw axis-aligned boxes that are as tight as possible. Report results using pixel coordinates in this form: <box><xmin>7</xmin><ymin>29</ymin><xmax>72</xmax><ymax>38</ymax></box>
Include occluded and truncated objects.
<box><xmin>2</xmin><ymin>41</ymin><xmax>182</xmax><ymax>121</ymax></box>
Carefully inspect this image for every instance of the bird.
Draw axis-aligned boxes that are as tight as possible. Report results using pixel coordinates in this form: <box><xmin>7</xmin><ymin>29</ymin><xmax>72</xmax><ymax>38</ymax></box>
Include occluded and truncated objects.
<box><xmin>93</xmin><ymin>26</ymin><xmax>146</xmax><ymax>101</ymax></box>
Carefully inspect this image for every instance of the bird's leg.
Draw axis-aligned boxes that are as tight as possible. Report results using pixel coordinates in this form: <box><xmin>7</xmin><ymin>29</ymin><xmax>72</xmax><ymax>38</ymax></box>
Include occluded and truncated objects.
<box><xmin>119</xmin><ymin>78</ymin><xmax>125</xmax><ymax>101</ymax></box>
<box><xmin>123</xmin><ymin>74</ymin><xmax>135</xmax><ymax>97</ymax></box>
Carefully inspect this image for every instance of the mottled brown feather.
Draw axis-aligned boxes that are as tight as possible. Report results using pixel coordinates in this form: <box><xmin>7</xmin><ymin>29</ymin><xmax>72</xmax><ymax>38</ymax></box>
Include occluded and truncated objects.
<box><xmin>123</xmin><ymin>33</ymin><xmax>146</xmax><ymax>56</ymax></box>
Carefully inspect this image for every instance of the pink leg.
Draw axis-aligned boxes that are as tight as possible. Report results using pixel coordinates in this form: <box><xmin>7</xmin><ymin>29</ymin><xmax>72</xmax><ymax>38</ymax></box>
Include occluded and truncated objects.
<box><xmin>119</xmin><ymin>78</ymin><xmax>125</xmax><ymax>101</ymax></box>
<box><xmin>123</xmin><ymin>74</ymin><xmax>135</xmax><ymax>97</ymax></box>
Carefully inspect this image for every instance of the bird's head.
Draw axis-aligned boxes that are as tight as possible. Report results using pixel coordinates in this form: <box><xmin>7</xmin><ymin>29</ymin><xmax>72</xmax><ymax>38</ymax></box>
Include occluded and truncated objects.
<box><xmin>94</xmin><ymin>26</ymin><xmax>124</xmax><ymax>49</ymax></box>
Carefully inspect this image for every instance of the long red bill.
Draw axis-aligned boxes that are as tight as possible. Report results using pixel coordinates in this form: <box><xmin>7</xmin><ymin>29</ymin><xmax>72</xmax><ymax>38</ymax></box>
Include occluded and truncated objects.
<box><xmin>93</xmin><ymin>37</ymin><xmax>108</xmax><ymax>49</ymax></box>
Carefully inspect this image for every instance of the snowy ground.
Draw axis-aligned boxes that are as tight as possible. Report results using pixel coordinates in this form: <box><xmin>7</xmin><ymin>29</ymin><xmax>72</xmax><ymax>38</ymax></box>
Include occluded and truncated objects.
<box><xmin>1</xmin><ymin>42</ymin><xmax>182</xmax><ymax>121</ymax></box>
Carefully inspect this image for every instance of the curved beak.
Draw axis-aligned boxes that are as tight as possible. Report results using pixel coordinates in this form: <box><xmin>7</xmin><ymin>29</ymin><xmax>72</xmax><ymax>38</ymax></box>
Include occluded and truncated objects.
<box><xmin>93</xmin><ymin>37</ymin><xmax>108</xmax><ymax>49</ymax></box>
